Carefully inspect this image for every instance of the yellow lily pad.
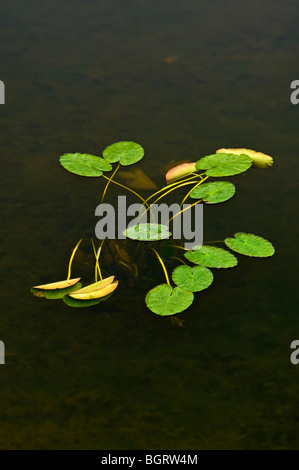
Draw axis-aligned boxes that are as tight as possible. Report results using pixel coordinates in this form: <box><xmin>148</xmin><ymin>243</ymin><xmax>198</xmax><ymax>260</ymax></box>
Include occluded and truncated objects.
<box><xmin>69</xmin><ymin>281</ymin><xmax>118</xmax><ymax>300</ymax></box>
<box><xmin>216</xmin><ymin>148</ymin><xmax>273</xmax><ymax>168</ymax></box>
<box><xmin>70</xmin><ymin>276</ymin><xmax>115</xmax><ymax>294</ymax></box>
<box><xmin>33</xmin><ymin>278</ymin><xmax>81</xmax><ymax>290</ymax></box>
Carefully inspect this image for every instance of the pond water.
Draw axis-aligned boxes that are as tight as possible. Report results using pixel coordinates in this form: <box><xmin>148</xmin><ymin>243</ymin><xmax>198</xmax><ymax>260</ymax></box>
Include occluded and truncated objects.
<box><xmin>0</xmin><ymin>0</ymin><xmax>298</xmax><ymax>449</ymax></box>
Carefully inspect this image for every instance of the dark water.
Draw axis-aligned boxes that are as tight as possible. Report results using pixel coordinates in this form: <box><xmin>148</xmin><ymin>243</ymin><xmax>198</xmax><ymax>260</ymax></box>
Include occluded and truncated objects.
<box><xmin>0</xmin><ymin>0</ymin><xmax>298</xmax><ymax>449</ymax></box>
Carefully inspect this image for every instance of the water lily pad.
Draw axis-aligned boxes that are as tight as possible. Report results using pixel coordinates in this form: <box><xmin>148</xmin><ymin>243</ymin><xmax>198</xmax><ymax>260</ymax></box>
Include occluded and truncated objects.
<box><xmin>172</xmin><ymin>265</ymin><xmax>213</xmax><ymax>292</ymax></box>
<box><xmin>71</xmin><ymin>276</ymin><xmax>115</xmax><ymax>294</ymax></box>
<box><xmin>63</xmin><ymin>296</ymin><xmax>101</xmax><ymax>308</ymax></box>
<box><xmin>60</xmin><ymin>153</ymin><xmax>112</xmax><ymax>177</ymax></box>
<box><xmin>69</xmin><ymin>281</ymin><xmax>118</xmax><ymax>300</ymax></box>
<box><xmin>224</xmin><ymin>233</ymin><xmax>275</xmax><ymax>257</ymax></box>
<box><xmin>124</xmin><ymin>223</ymin><xmax>171</xmax><ymax>241</ymax></box>
<box><xmin>103</xmin><ymin>142</ymin><xmax>144</xmax><ymax>166</ymax></box>
<box><xmin>145</xmin><ymin>284</ymin><xmax>194</xmax><ymax>316</ymax></box>
<box><xmin>190</xmin><ymin>181</ymin><xmax>235</xmax><ymax>204</ymax></box>
<box><xmin>216</xmin><ymin>148</ymin><xmax>273</xmax><ymax>168</ymax></box>
<box><xmin>31</xmin><ymin>282</ymin><xmax>82</xmax><ymax>299</ymax></box>
<box><xmin>184</xmin><ymin>245</ymin><xmax>238</xmax><ymax>268</ymax></box>
<box><xmin>195</xmin><ymin>153</ymin><xmax>252</xmax><ymax>177</ymax></box>
<box><xmin>165</xmin><ymin>162</ymin><xmax>197</xmax><ymax>184</ymax></box>
<box><xmin>33</xmin><ymin>278</ymin><xmax>81</xmax><ymax>290</ymax></box>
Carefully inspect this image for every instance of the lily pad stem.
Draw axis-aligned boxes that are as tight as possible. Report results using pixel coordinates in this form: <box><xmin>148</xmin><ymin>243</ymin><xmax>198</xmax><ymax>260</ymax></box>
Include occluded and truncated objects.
<box><xmin>150</xmin><ymin>248</ymin><xmax>170</xmax><ymax>286</ymax></box>
<box><xmin>101</xmin><ymin>163</ymin><xmax>120</xmax><ymax>204</ymax></box>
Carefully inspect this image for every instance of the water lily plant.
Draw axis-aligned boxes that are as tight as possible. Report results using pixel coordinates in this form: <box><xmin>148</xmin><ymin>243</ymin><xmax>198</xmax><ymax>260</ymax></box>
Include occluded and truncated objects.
<box><xmin>31</xmin><ymin>142</ymin><xmax>275</xmax><ymax>316</ymax></box>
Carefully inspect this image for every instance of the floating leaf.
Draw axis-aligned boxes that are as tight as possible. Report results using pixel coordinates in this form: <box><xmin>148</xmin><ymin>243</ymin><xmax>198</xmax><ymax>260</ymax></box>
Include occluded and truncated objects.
<box><xmin>145</xmin><ymin>284</ymin><xmax>194</xmax><ymax>316</ymax></box>
<box><xmin>63</xmin><ymin>296</ymin><xmax>101</xmax><ymax>308</ymax></box>
<box><xmin>60</xmin><ymin>153</ymin><xmax>112</xmax><ymax>177</ymax></box>
<box><xmin>216</xmin><ymin>148</ymin><xmax>273</xmax><ymax>169</ymax></box>
<box><xmin>103</xmin><ymin>142</ymin><xmax>144</xmax><ymax>166</ymax></box>
<box><xmin>185</xmin><ymin>245</ymin><xmax>238</xmax><ymax>268</ymax></box>
<box><xmin>69</xmin><ymin>281</ymin><xmax>118</xmax><ymax>300</ymax></box>
<box><xmin>190</xmin><ymin>181</ymin><xmax>235</xmax><ymax>204</ymax></box>
<box><xmin>195</xmin><ymin>153</ymin><xmax>252</xmax><ymax>177</ymax></box>
<box><xmin>31</xmin><ymin>282</ymin><xmax>82</xmax><ymax>299</ymax></box>
<box><xmin>33</xmin><ymin>278</ymin><xmax>81</xmax><ymax>290</ymax></box>
<box><xmin>71</xmin><ymin>276</ymin><xmax>115</xmax><ymax>294</ymax></box>
<box><xmin>224</xmin><ymin>233</ymin><xmax>275</xmax><ymax>257</ymax></box>
<box><xmin>124</xmin><ymin>223</ymin><xmax>171</xmax><ymax>241</ymax></box>
<box><xmin>172</xmin><ymin>265</ymin><xmax>213</xmax><ymax>292</ymax></box>
<box><xmin>165</xmin><ymin>162</ymin><xmax>197</xmax><ymax>184</ymax></box>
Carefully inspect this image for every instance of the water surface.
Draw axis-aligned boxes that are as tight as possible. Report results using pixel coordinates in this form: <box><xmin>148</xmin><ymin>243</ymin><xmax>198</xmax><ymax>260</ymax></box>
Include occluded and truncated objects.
<box><xmin>0</xmin><ymin>0</ymin><xmax>298</xmax><ymax>449</ymax></box>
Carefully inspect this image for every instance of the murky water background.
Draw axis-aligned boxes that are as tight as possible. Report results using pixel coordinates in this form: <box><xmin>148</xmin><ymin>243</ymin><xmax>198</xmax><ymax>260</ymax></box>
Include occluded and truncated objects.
<box><xmin>0</xmin><ymin>0</ymin><xmax>298</xmax><ymax>449</ymax></box>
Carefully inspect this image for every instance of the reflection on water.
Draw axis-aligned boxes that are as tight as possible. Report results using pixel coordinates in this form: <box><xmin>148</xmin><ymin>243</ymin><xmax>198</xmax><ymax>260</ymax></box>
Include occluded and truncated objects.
<box><xmin>0</xmin><ymin>0</ymin><xmax>298</xmax><ymax>449</ymax></box>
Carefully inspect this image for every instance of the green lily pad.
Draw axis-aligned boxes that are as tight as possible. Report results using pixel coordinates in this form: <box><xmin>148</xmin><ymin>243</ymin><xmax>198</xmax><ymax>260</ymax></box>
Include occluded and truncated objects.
<box><xmin>60</xmin><ymin>153</ymin><xmax>112</xmax><ymax>177</ymax></box>
<box><xmin>172</xmin><ymin>265</ymin><xmax>213</xmax><ymax>292</ymax></box>
<box><xmin>124</xmin><ymin>223</ymin><xmax>171</xmax><ymax>241</ymax></box>
<box><xmin>224</xmin><ymin>233</ymin><xmax>275</xmax><ymax>257</ymax></box>
<box><xmin>31</xmin><ymin>282</ymin><xmax>82</xmax><ymax>299</ymax></box>
<box><xmin>185</xmin><ymin>245</ymin><xmax>238</xmax><ymax>268</ymax></box>
<box><xmin>195</xmin><ymin>153</ymin><xmax>252</xmax><ymax>177</ymax></box>
<box><xmin>145</xmin><ymin>284</ymin><xmax>194</xmax><ymax>316</ymax></box>
<box><xmin>190</xmin><ymin>181</ymin><xmax>235</xmax><ymax>204</ymax></box>
<box><xmin>103</xmin><ymin>141</ymin><xmax>144</xmax><ymax>166</ymax></box>
<box><xmin>63</xmin><ymin>295</ymin><xmax>101</xmax><ymax>308</ymax></box>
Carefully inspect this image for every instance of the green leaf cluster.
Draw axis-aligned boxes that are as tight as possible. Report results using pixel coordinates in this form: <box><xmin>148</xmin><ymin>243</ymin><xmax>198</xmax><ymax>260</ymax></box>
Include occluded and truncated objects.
<box><xmin>32</xmin><ymin>141</ymin><xmax>275</xmax><ymax>317</ymax></box>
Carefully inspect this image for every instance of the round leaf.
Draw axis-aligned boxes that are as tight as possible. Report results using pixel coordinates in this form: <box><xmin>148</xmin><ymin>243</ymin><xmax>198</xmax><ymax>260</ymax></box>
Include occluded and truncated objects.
<box><xmin>103</xmin><ymin>142</ymin><xmax>144</xmax><ymax>166</ymax></box>
<box><xmin>172</xmin><ymin>265</ymin><xmax>213</xmax><ymax>292</ymax></box>
<box><xmin>145</xmin><ymin>284</ymin><xmax>194</xmax><ymax>316</ymax></box>
<box><xmin>224</xmin><ymin>233</ymin><xmax>275</xmax><ymax>257</ymax></box>
<box><xmin>60</xmin><ymin>153</ymin><xmax>112</xmax><ymax>177</ymax></box>
<box><xmin>190</xmin><ymin>181</ymin><xmax>236</xmax><ymax>204</ymax></box>
<box><xmin>185</xmin><ymin>245</ymin><xmax>238</xmax><ymax>268</ymax></box>
<box><xmin>124</xmin><ymin>223</ymin><xmax>171</xmax><ymax>241</ymax></box>
<box><xmin>195</xmin><ymin>153</ymin><xmax>252</xmax><ymax>177</ymax></box>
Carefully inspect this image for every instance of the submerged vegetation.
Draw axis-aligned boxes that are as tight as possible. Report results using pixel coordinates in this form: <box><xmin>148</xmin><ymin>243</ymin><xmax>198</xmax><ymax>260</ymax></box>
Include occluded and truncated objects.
<box><xmin>31</xmin><ymin>142</ymin><xmax>275</xmax><ymax>316</ymax></box>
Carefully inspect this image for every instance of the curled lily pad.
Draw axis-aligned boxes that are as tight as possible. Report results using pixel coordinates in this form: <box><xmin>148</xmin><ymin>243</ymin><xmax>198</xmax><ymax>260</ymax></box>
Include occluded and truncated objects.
<box><xmin>33</xmin><ymin>278</ymin><xmax>81</xmax><ymax>290</ymax></box>
<box><xmin>124</xmin><ymin>223</ymin><xmax>171</xmax><ymax>241</ymax></box>
<box><xmin>60</xmin><ymin>153</ymin><xmax>112</xmax><ymax>177</ymax></box>
<box><xmin>71</xmin><ymin>276</ymin><xmax>115</xmax><ymax>294</ymax></box>
<box><xmin>190</xmin><ymin>181</ymin><xmax>235</xmax><ymax>204</ymax></box>
<box><xmin>185</xmin><ymin>245</ymin><xmax>238</xmax><ymax>268</ymax></box>
<box><xmin>196</xmin><ymin>153</ymin><xmax>252</xmax><ymax>177</ymax></box>
<box><xmin>63</xmin><ymin>296</ymin><xmax>101</xmax><ymax>308</ymax></box>
<box><xmin>165</xmin><ymin>162</ymin><xmax>197</xmax><ymax>184</ymax></box>
<box><xmin>69</xmin><ymin>281</ymin><xmax>118</xmax><ymax>300</ymax></box>
<box><xmin>216</xmin><ymin>148</ymin><xmax>273</xmax><ymax>168</ymax></box>
<box><xmin>224</xmin><ymin>233</ymin><xmax>275</xmax><ymax>257</ymax></box>
<box><xmin>145</xmin><ymin>284</ymin><xmax>194</xmax><ymax>316</ymax></box>
<box><xmin>172</xmin><ymin>265</ymin><xmax>213</xmax><ymax>292</ymax></box>
<box><xmin>103</xmin><ymin>142</ymin><xmax>144</xmax><ymax>166</ymax></box>
<box><xmin>31</xmin><ymin>282</ymin><xmax>82</xmax><ymax>299</ymax></box>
